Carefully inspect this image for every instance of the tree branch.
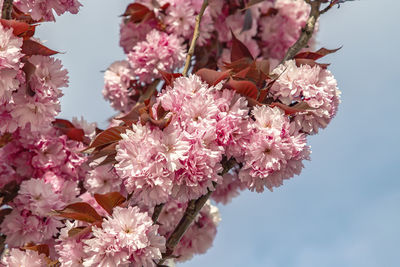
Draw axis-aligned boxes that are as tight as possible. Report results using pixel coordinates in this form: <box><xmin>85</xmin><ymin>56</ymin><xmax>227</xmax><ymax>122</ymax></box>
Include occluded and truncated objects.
<box><xmin>280</xmin><ymin>1</ymin><xmax>322</xmax><ymax>64</ymax></box>
<box><xmin>152</xmin><ymin>203</ymin><xmax>164</xmax><ymax>224</ymax></box>
<box><xmin>181</xmin><ymin>0</ymin><xmax>208</xmax><ymax>77</ymax></box>
<box><xmin>1</xmin><ymin>0</ymin><xmax>13</xmax><ymax>19</ymax></box>
<box><xmin>158</xmin><ymin>157</ymin><xmax>236</xmax><ymax>264</ymax></box>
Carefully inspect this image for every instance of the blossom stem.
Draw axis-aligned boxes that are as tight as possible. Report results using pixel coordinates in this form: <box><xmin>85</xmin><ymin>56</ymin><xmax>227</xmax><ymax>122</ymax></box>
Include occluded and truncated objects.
<box><xmin>1</xmin><ymin>0</ymin><xmax>13</xmax><ymax>19</ymax></box>
<box><xmin>158</xmin><ymin>158</ymin><xmax>236</xmax><ymax>264</ymax></box>
<box><xmin>181</xmin><ymin>0</ymin><xmax>209</xmax><ymax>77</ymax></box>
<box><xmin>280</xmin><ymin>0</ymin><xmax>322</xmax><ymax>64</ymax></box>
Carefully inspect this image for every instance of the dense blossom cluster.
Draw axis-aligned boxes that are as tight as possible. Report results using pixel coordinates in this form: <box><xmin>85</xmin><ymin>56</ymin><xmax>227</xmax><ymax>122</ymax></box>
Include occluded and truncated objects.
<box><xmin>104</xmin><ymin>0</ymin><xmax>313</xmax><ymax>111</ymax></box>
<box><xmin>0</xmin><ymin>0</ymin><xmax>343</xmax><ymax>266</ymax></box>
<box><xmin>14</xmin><ymin>0</ymin><xmax>82</xmax><ymax>21</ymax></box>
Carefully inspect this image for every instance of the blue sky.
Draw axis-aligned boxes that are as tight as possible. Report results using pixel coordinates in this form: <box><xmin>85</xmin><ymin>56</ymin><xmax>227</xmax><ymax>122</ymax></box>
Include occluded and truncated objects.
<box><xmin>37</xmin><ymin>1</ymin><xmax>400</xmax><ymax>266</ymax></box>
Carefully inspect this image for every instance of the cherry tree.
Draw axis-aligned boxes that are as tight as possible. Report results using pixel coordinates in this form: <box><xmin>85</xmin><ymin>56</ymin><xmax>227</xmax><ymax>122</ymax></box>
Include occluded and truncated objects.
<box><xmin>0</xmin><ymin>0</ymin><xmax>348</xmax><ymax>266</ymax></box>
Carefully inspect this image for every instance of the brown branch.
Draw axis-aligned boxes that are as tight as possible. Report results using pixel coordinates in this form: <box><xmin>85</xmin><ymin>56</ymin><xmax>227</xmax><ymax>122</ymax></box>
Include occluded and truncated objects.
<box><xmin>1</xmin><ymin>0</ymin><xmax>13</xmax><ymax>19</ymax></box>
<box><xmin>280</xmin><ymin>0</ymin><xmax>322</xmax><ymax>64</ymax></box>
<box><xmin>152</xmin><ymin>203</ymin><xmax>165</xmax><ymax>224</ymax></box>
<box><xmin>158</xmin><ymin>157</ymin><xmax>236</xmax><ymax>264</ymax></box>
<box><xmin>181</xmin><ymin>0</ymin><xmax>209</xmax><ymax>77</ymax></box>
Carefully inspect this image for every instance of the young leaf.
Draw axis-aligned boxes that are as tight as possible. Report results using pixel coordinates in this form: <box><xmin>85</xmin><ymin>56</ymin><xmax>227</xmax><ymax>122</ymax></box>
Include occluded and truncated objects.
<box><xmin>94</xmin><ymin>192</ymin><xmax>126</xmax><ymax>215</ymax></box>
<box><xmin>22</xmin><ymin>244</ymin><xmax>50</xmax><ymax>257</ymax></box>
<box><xmin>121</xmin><ymin>3</ymin><xmax>155</xmax><ymax>23</ymax></box>
<box><xmin>54</xmin><ymin>202</ymin><xmax>103</xmax><ymax>223</ymax></box>
<box><xmin>294</xmin><ymin>47</ymin><xmax>341</xmax><ymax>61</ymax></box>
<box><xmin>21</xmin><ymin>39</ymin><xmax>59</xmax><ymax>56</ymax></box>
<box><xmin>0</xmin><ymin>19</ymin><xmax>36</xmax><ymax>38</ymax></box>
<box><xmin>195</xmin><ymin>68</ymin><xmax>230</xmax><ymax>86</ymax></box>
<box><xmin>159</xmin><ymin>70</ymin><xmax>182</xmax><ymax>86</ymax></box>
<box><xmin>84</xmin><ymin>126</ymin><xmax>128</xmax><ymax>152</ymax></box>
<box><xmin>230</xmin><ymin>30</ymin><xmax>254</xmax><ymax>62</ymax></box>
<box><xmin>225</xmin><ymin>78</ymin><xmax>258</xmax><ymax>99</ymax></box>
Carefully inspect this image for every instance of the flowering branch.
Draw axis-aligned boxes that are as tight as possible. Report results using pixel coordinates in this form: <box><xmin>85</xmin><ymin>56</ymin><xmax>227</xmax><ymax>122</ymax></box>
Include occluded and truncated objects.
<box><xmin>280</xmin><ymin>0</ymin><xmax>322</xmax><ymax>63</ymax></box>
<box><xmin>1</xmin><ymin>0</ymin><xmax>13</xmax><ymax>19</ymax></box>
<box><xmin>182</xmin><ymin>0</ymin><xmax>208</xmax><ymax>76</ymax></box>
<box><xmin>158</xmin><ymin>157</ymin><xmax>237</xmax><ymax>264</ymax></box>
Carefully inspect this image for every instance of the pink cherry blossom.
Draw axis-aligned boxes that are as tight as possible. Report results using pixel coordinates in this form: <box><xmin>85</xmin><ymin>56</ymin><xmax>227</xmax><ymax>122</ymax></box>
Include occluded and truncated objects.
<box><xmin>1</xmin><ymin>248</ymin><xmax>48</xmax><ymax>267</ymax></box>
<box><xmin>83</xmin><ymin>206</ymin><xmax>165</xmax><ymax>267</ymax></box>
<box><xmin>128</xmin><ymin>29</ymin><xmax>186</xmax><ymax>84</ymax></box>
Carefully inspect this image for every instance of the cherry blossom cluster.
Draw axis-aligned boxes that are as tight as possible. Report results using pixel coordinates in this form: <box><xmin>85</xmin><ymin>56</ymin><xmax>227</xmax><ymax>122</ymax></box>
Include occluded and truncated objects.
<box><xmin>13</xmin><ymin>0</ymin><xmax>82</xmax><ymax>21</ymax></box>
<box><xmin>0</xmin><ymin>0</ymin><xmax>344</xmax><ymax>266</ymax></box>
<box><xmin>104</xmin><ymin>0</ymin><xmax>313</xmax><ymax>113</ymax></box>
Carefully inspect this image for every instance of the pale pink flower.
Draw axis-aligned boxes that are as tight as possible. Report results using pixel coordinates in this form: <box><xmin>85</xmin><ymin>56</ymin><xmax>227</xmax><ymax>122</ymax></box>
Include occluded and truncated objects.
<box><xmin>1</xmin><ymin>248</ymin><xmax>48</xmax><ymax>267</ymax></box>
<box><xmin>211</xmin><ymin>171</ymin><xmax>246</xmax><ymax>204</ymax></box>
<box><xmin>14</xmin><ymin>178</ymin><xmax>64</xmax><ymax>216</ymax></box>
<box><xmin>0</xmin><ymin>68</ymin><xmax>19</xmax><ymax>105</ymax></box>
<box><xmin>103</xmin><ymin>60</ymin><xmax>136</xmax><ymax>113</ymax></box>
<box><xmin>238</xmin><ymin>106</ymin><xmax>309</xmax><ymax>192</ymax></box>
<box><xmin>115</xmin><ymin>124</ymin><xmax>174</xmax><ymax>206</ymax></box>
<box><xmin>1</xmin><ymin>209</ymin><xmax>63</xmax><ymax>247</ymax></box>
<box><xmin>28</xmin><ymin>55</ymin><xmax>68</xmax><ymax>99</ymax></box>
<box><xmin>84</xmin><ymin>163</ymin><xmax>122</xmax><ymax>194</ymax></box>
<box><xmin>0</xmin><ymin>23</ymin><xmax>23</xmax><ymax>70</ymax></box>
<box><xmin>165</xmin><ymin>0</ymin><xmax>195</xmax><ymax>39</ymax></box>
<box><xmin>83</xmin><ymin>206</ymin><xmax>165</xmax><ymax>267</ymax></box>
<box><xmin>128</xmin><ymin>29</ymin><xmax>186</xmax><ymax>83</ymax></box>
<box><xmin>259</xmin><ymin>0</ymin><xmax>312</xmax><ymax>60</ymax></box>
<box><xmin>119</xmin><ymin>21</ymin><xmax>154</xmax><ymax>54</ymax></box>
<box><xmin>271</xmin><ymin>60</ymin><xmax>341</xmax><ymax>134</ymax></box>
<box><xmin>14</xmin><ymin>0</ymin><xmax>82</xmax><ymax>21</ymax></box>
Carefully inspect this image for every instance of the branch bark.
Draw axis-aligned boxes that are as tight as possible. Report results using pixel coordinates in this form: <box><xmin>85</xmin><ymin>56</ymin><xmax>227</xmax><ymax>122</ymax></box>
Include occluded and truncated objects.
<box><xmin>158</xmin><ymin>157</ymin><xmax>236</xmax><ymax>264</ymax></box>
<box><xmin>181</xmin><ymin>0</ymin><xmax>209</xmax><ymax>77</ymax></box>
<box><xmin>1</xmin><ymin>0</ymin><xmax>13</xmax><ymax>19</ymax></box>
<box><xmin>152</xmin><ymin>203</ymin><xmax>164</xmax><ymax>224</ymax></box>
<box><xmin>280</xmin><ymin>0</ymin><xmax>322</xmax><ymax>64</ymax></box>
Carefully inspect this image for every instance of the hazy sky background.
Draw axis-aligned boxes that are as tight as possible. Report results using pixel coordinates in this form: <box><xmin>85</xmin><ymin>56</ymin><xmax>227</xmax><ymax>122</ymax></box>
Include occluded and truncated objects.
<box><xmin>37</xmin><ymin>1</ymin><xmax>400</xmax><ymax>266</ymax></box>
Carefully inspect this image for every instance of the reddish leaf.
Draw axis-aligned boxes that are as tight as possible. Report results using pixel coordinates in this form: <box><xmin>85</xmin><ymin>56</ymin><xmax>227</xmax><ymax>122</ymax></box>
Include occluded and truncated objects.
<box><xmin>159</xmin><ymin>70</ymin><xmax>182</xmax><ymax>86</ymax></box>
<box><xmin>225</xmin><ymin>78</ymin><xmax>258</xmax><ymax>99</ymax></box>
<box><xmin>67</xmin><ymin>226</ymin><xmax>93</xmax><ymax>239</ymax></box>
<box><xmin>22</xmin><ymin>39</ymin><xmax>59</xmax><ymax>56</ymax></box>
<box><xmin>52</xmin><ymin>119</ymin><xmax>85</xmax><ymax>142</ymax></box>
<box><xmin>54</xmin><ymin>202</ymin><xmax>103</xmax><ymax>223</ymax></box>
<box><xmin>22</xmin><ymin>244</ymin><xmax>50</xmax><ymax>257</ymax></box>
<box><xmin>270</xmin><ymin>101</ymin><xmax>315</xmax><ymax>115</ymax></box>
<box><xmin>121</xmin><ymin>3</ymin><xmax>155</xmax><ymax>23</ymax></box>
<box><xmin>0</xmin><ymin>19</ymin><xmax>36</xmax><ymax>38</ymax></box>
<box><xmin>196</xmin><ymin>68</ymin><xmax>230</xmax><ymax>86</ymax></box>
<box><xmin>84</xmin><ymin>126</ymin><xmax>128</xmax><ymax>152</ymax></box>
<box><xmin>96</xmin><ymin>153</ymin><xmax>118</xmax><ymax>167</ymax></box>
<box><xmin>223</xmin><ymin>57</ymin><xmax>254</xmax><ymax>73</ymax></box>
<box><xmin>115</xmin><ymin>103</ymin><xmax>146</xmax><ymax>124</ymax></box>
<box><xmin>64</xmin><ymin>128</ymin><xmax>85</xmax><ymax>142</ymax></box>
<box><xmin>94</xmin><ymin>192</ymin><xmax>126</xmax><ymax>215</ymax></box>
<box><xmin>294</xmin><ymin>47</ymin><xmax>341</xmax><ymax>61</ymax></box>
<box><xmin>230</xmin><ymin>30</ymin><xmax>254</xmax><ymax>62</ymax></box>
<box><xmin>295</xmin><ymin>58</ymin><xmax>330</xmax><ymax>69</ymax></box>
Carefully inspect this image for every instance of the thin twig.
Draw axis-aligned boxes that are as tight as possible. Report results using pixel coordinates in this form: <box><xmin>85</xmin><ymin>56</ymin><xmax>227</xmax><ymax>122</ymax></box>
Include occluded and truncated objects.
<box><xmin>181</xmin><ymin>0</ymin><xmax>209</xmax><ymax>77</ymax></box>
<box><xmin>1</xmin><ymin>0</ymin><xmax>13</xmax><ymax>19</ymax></box>
<box><xmin>280</xmin><ymin>0</ymin><xmax>322</xmax><ymax>64</ymax></box>
<box><xmin>158</xmin><ymin>157</ymin><xmax>236</xmax><ymax>264</ymax></box>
